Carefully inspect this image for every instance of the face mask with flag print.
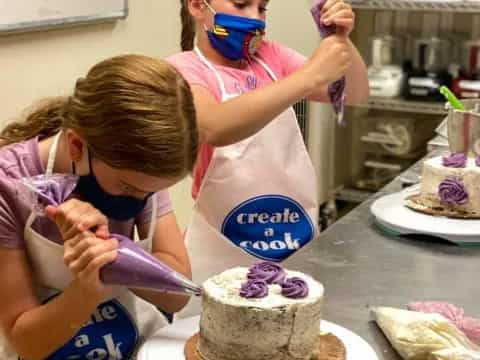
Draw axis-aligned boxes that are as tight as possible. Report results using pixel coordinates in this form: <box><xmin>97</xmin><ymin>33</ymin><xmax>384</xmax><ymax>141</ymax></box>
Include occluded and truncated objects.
<box><xmin>203</xmin><ymin>0</ymin><xmax>266</xmax><ymax>61</ymax></box>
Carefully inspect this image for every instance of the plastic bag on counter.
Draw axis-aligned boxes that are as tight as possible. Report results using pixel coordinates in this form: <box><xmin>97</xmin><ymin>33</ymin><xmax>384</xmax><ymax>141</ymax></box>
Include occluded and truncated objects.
<box><xmin>408</xmin><ymin>302</ymin><xmax>480</xmax><ymax>345</ymax></box>
<box><xmin>430</xmin><ymin>348</ymin><xmax>480</xmax><ymax>360</ymax></box>
<box><xmin>15</xmin><ymin>174</ymin><xmax>201</xmax><ymax>297</ymax></box>
<box><xmin>308</xmin><ymin>0</ymin><xmax>346</xmax><ymax>126</ymax></box>
<box><xmin>371</xmin><ymin>307</ymin><xmax>480</xmax><ymax>360</ymax></box>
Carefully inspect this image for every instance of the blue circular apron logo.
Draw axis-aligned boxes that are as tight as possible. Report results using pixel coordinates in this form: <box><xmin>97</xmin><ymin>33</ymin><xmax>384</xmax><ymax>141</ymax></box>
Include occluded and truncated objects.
<box><xmin>221</xmin><ymin>195</ymin><xmax>314</xmax><ymax>261</ymax></box>
<box><xmin>42</xmin><ymin>298</ymin><xmax>138</xmax><ymax>360</ymax></box>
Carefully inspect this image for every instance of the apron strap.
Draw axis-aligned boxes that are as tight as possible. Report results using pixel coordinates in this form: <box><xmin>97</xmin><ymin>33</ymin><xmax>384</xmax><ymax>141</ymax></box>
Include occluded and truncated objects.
<box><xmin>252</xmin><ymin>55</ymin><xmax>279</xmax><ymax>82</ymax></box>
<box><xmin>194</xmin><ymin>47</ymin><xmax>228</xmax><ymax>98</ymax></box>
<box><xmin>194</xmin><ymin>46</ymin><xmax>280</xmax><ymax>93</ymax></box>
<box><xmin>26</xmin><ymin>130</ymin><xmax>63</xmax><ymax>234</ymax></box>
<box><xmin>46</xmin><ymin>131</ymin><xmax>62</xmax><ymax>175</ymax></box>
<box><xmin>146</xmin><ymin>193</ymin><xmax>158</xmax><ymax>245</ymax></box>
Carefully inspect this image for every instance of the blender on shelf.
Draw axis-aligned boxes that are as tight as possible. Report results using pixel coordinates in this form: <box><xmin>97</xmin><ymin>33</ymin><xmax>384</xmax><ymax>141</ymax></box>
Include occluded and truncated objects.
<box><xmin>368</xmin><ymin>11</ymin><xmax>405</xmax><ymax>98</ymax></box>
<box><xmin>405</xmin><ymin>13</ymin><xmax>452</xmax><ymax>102</ymax></box>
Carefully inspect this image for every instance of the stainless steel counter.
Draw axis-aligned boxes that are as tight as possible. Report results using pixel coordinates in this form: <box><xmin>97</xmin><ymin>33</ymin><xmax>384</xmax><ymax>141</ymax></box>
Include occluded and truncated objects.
<box><xmin>284</xmin><ymin>151</ymin><xmax>480</xmax><ymax>359</ymax></box>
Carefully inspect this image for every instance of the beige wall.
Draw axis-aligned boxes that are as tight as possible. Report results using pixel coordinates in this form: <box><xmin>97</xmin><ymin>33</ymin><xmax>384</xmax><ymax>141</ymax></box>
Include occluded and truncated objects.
<box><xmin>0</xmin><ymin>1</ymin><xmax>196</xmax><ymax>229</ymax></box>
<box><xmin>0</xmin><ymin>1</ymin><xmax>330</xmax><ymax>229</ymax></box>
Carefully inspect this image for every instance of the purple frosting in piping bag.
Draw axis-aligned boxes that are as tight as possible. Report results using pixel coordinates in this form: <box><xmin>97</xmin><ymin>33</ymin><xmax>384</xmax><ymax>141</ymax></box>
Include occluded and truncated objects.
<box><xmin>16</xmin><ymin>174</ymin><xmax>79</xmax><ymax>214</ymax></box>
<box><xmin>101</xmin><ymin>234</ymin><xmax>201</xmax><ymax>296</ymax></box>
<box><xmin>247</xmin><ymin>261</ymin><xmax>286</xmax><ymax>285</ymax></box>
<box><xmin>442</xmin><ymin>153</ymin><xmax>467</xmax><ymax>168</ymax></box>
<box><xmin>310</xmin><ymin>0</ymin><xmax>346</xmax><ymax>126</ymax></box>
<box><xmin>281</xmin><ymin>277</ymin><xmax>309</xmax><ymax>299</ymax></box>
<box><xmin>240</xmin><ymin>279</ymin><xmax>269</xmax><ymax>299</ymax></box>
<box><xmin>438</xmin><ymin>179</ymin><xmax>469</xmax><ymax>205</ymax></box>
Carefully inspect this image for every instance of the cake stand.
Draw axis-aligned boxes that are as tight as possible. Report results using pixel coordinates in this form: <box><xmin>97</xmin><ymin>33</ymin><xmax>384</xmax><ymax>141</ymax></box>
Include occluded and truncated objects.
<box><xmin>137</xmin><ymin>315</ymin><xmax>378</xmax><ymax>360</ymax></box>
<box><xmin>371</xmin><ymin>186</ymin><xmax>480</xmax><ymax>245</ymax></box>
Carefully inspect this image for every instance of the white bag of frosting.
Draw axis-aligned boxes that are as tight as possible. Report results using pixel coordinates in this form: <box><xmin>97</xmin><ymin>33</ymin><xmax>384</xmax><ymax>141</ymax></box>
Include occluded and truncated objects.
<box><xmin>371</xmin><ymin>307</ymin><xmax>480</xmax><ymax>360</ymax></box>
<box><xmin>430</xmin><ymin>348</ymin><xmax>480</xmax><ymax>360</ymax></box>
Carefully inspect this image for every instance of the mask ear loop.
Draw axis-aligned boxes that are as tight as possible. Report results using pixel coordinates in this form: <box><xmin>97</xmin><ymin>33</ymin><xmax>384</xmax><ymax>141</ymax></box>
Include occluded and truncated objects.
<box><xmin>202</xmin><ymin>0</ymin><xmax>216</xmax><ymax>32</ymax></box>
<box><xmin>202</xmin><ymin>0</ymin><xmax>216</xmax><ymax>14</ymax></box>
<box><xmin>71</xmin><ymin>148</ymin><xmax>92</xmax><ymax>175</ymax></box>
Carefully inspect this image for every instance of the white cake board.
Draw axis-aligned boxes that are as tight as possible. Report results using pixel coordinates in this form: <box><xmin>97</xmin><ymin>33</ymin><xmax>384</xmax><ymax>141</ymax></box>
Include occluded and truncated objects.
<box><xmin>137</xmin><ymin>315</ymin><xmax>378</xmax><ymax>360</ymax></box>
<box><xmin>371</xmin><ymin>187</ymin><xmax>480</xmax><ymax>245</ymax></box>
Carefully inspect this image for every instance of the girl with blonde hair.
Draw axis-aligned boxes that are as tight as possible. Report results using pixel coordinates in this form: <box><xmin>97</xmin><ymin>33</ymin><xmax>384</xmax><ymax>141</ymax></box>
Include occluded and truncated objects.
<box><xmin>0</xmin><ymin>54</ymin><xmax>198</xmax><ymax>359</ymax></box>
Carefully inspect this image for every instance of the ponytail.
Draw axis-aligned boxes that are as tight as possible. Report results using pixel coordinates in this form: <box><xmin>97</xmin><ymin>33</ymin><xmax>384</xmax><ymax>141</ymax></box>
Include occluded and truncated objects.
<box><xmin>180</xmin><ymin>0</ymin><xmax>196</xmax><ymax>51</ymax></box>
<box><xmin>0</xmin><ymin>97</ymin><xmax>66</xmax><ymax>146</ymax></box>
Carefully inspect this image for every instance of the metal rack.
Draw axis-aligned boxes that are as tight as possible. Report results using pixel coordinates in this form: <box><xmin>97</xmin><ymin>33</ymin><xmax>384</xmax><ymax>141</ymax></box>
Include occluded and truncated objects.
<box><xmin>349</xmin><ymin>0</ymin><xmax>480</xmax><ymax>13</ymax></box>
<box><xmin>357</xmin><ymin>97</ymin><xmax>448</xmax><ymax>115</ymax></box>
<box><xmin>335</xmin><ymin>186</ymin><xmax>374</xmax><ymax>203</ymax></box>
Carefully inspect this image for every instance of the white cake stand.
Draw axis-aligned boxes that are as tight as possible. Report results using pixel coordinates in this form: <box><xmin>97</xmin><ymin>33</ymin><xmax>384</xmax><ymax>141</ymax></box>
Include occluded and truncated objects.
<box><xmin>371</xmin><ymin>187</ymin><xmax>480</xmax><ymax>245</ymax></box>
<box><xmin>137</xmin><ymin>315</ymin><xmax>378</xmax><ymax>360</ymax></box>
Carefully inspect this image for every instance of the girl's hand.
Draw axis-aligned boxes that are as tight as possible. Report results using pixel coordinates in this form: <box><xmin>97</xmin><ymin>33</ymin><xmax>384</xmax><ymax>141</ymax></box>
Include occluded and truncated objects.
<box><xmin>46</xmin><ymin>199</ymin><xmax>110</xmax><ymax>242</ymax></box>
<box><xmin>320</xmin><ymin>0</ymin><xmax>355</xmax><ymax>37</ymax></box>
<box><xmin>64</xmin><ymin>231</ymin><xmax>118</xmax><ymax>302</ymax></box>
<box><xmin>301</xmin><ymin>35</ymin><xmax>351</xmax><ymax>95</ymax></box>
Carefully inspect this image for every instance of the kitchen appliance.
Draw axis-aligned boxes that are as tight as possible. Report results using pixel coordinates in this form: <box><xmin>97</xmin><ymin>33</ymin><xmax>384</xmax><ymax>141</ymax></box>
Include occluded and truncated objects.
<box><xmin>406</xmin><ymin>13</ymin><xmax>452</xmax><ymax>101</ymax></box>
<box><xmin>452</xmin><ymin>15</ymin><xmax>480</xmax><ymax>99</ymax></box>
<box><xmin>368</xmin><ymin>11</ymin><xmax>405</xmax><ymax>98</ymax></box>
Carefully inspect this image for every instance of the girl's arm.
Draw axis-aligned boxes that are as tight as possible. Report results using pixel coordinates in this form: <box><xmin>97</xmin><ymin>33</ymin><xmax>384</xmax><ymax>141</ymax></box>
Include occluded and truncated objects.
<box><xmin>343</xmin><ymin>39</ymin><xmax>369</xmax><ymax>104</ymax></box>
<box><xmin>194</xmin><ymin>35</ymin><xmax>351</xmax><ymax>147</ymax></box>
<box><xmin>0</xmin><ymin>248</ymin><xmax>107</xmax><ymax>360</ymax></box>
<box><xmin>134</xmin><ymin>211</ymin><xmax>192</xmax><ymax>314</ymax></box>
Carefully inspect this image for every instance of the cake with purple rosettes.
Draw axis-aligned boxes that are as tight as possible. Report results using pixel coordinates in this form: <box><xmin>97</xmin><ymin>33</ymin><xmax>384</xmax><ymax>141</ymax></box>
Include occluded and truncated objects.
<box><xmin>197</xmin><ymin>262</ymin><xmax>324</xmax><ymax>360</ymax></box>
<box><xmin>405</xmin><ymin>153</ymin><xmax>480</xmax><ymax>218</ymax></box>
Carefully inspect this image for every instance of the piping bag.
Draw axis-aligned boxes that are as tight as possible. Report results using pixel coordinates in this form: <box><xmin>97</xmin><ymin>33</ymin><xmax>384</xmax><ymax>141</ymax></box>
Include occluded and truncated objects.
<box><xmin>309</xmin><ymin>0</ymin><xmax>346</xmax><ymax>126</ymax></box>
<box><xmin>16</xmin><ymin>174</ymin><xmax>201</xmax><ymax>297</ymax></box>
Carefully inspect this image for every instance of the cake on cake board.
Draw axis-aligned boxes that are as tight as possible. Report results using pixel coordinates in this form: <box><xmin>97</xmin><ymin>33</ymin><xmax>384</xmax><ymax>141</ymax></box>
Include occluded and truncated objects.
<box><xmin>404</xmin><ymin>153</ymin><xmax>480</xmax><ymax>219</ymax></box>
<box><xmin>371</xmin><ymin>187</ymin><xmax>480</xmax><ymax>245</ymax></box>
<box><xmin>136</xmin><ymin>263</ymin><xmax>378</xmax><ymax>360</ymax></box>
<box><xmin>184</xmin><ymin>332</ymin><xmax>346</xmax><ymax>360</ymax></box>
<box><xmin>136</xmin><ymin>315</ymin><xmax>377</xmax><ymax>360</ymax></box>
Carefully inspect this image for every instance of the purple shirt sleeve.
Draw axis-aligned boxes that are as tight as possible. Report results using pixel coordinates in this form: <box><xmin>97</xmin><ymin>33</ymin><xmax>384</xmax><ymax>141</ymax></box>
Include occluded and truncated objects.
<box><xmin>135</xmin><ymin>190</ymin><xmax>172</xmax><ymax>226</ymax></box>
<box><xmin>0</xmin><ymin>178</ymin><xmax>28</xmax><ymax>248</ymax></box>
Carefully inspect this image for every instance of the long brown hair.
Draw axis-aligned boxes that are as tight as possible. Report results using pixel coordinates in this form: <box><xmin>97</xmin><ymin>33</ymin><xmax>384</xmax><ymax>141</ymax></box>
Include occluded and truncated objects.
<box><xmin>1</xmin><ymin>55</ymin><xmax>198</xmax><ymax>178</ymax></box>
<box><xmin>180</xmin><ymin>0</ymin><xmax>197</xmax><ymax>51</ymax></box>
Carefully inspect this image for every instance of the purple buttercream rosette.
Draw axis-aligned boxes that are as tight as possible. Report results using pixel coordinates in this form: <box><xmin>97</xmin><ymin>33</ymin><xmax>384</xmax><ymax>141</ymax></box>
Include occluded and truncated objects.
<box><xmin>438</xmin><ymin>179</ymin><xmax>469</xmax><ymax>205</ymax></box>
<box><xmin>476</xmin><ymin>156</ymin><xmax>480</xmax><ymax>167</ymax></box>
<box><xmin>281</xmin><ymin>277</ymin><xmax>309</xmax><ymax>299</ymax></box>
<box><xmin>239</xmin><ymin>279</ymin><xmax>269</xmax><ymax>299</ymax></box>
<box><xmin>247</xmin><ymin>261</ymin><xmax>286</xmax><ymax>285</ymax></box>
<box><xmin>442</xmin><ymin>153</ymin><xmax>467</xmax><ymax>168</ymax></box>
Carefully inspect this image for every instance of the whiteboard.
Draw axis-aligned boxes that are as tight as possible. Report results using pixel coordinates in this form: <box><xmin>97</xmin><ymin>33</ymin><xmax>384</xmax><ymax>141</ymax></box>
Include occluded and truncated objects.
<box><xmin>0</xmin><ymin>0</ymin><xmax>128</xmax><ymax>33</ymax></box>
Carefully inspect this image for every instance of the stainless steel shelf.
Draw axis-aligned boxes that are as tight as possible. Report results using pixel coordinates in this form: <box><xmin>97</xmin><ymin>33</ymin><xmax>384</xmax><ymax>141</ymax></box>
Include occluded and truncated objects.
<box><xmin>356</xmin><ymin>97</ymin><xmax>447</xmax><ymax>115</ymax></box>
<box><xmin>349</xmin><ymin>0</ymin><xmax>480</xmax><ymax>13</ymax></box>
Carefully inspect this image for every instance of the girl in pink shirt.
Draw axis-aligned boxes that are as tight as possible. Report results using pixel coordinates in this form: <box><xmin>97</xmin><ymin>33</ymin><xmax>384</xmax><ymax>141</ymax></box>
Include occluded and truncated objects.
<box><xmin>166</xmin><ymin>1</ymin><xmax>369</xmax><ymax>314</ymax></box>
<box><xmin>0</xmin><ymin>55</ymin><xmax>198</xmax><ymax>359</ymax></box>
<box><xmin>169</xmin><ymin>0</ymin><xmax>369</xmax><ymax>199</ymax></box>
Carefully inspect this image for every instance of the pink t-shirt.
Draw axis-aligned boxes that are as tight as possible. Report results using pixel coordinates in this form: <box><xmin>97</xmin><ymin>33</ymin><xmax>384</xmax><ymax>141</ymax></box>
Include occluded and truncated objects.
<box><xmin>0</xmin><ymin>137</ymin><xmax>172</xmax><ymax>249</ymax></box>
<box><xmin>167</xmin><ymin>40</ymin><xmax>306</xmax><ymax>199</ymax></box>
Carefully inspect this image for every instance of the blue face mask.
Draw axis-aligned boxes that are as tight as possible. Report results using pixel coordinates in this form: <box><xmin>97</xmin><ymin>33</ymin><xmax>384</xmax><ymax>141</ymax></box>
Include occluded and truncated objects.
<box><xmin>73</xmin><ymin>151</ymin><xmax>153</xmax><ymax>222</ymax></box>
<box><xmin>204</xmin><ymin>2</ymin><xmax>266</xmax><ymax>61</ymax></box>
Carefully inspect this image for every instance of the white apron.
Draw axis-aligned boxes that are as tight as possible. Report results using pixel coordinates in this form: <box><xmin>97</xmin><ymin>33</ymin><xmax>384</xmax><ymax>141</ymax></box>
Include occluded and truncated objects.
<box><xmin>0</xmin><ymin>132</ymin><xmax>167</xmax><ymax>359</ymax></box>
<box><xmin>180</xmin><ymin>48</ymin><xmax>319</xmax><ymax>317</ymax></box>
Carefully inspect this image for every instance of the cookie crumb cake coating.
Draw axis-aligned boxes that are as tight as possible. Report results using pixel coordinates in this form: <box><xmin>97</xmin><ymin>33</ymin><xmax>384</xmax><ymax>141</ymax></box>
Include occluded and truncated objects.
<box><xmin>419</xmin><ymin>154</ymin><xmax>480</xmax><ymax>215</ymax></box>
<box><xmin>198</xmin><ymin>262</ymin><xmax>324</xmax><ymax>360</ymax></box>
